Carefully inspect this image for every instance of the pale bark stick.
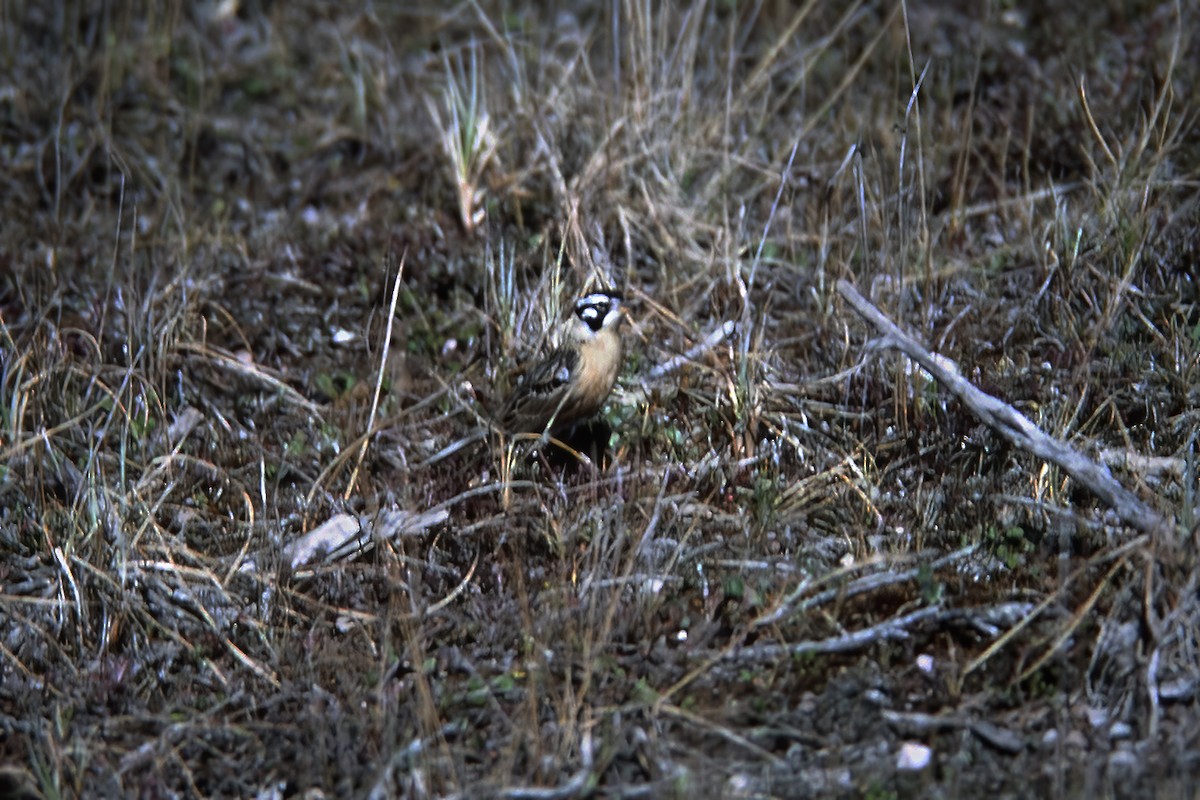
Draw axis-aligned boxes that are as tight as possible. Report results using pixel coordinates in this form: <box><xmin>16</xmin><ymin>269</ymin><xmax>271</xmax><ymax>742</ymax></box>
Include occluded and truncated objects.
<box><xmin>837</xmin><ymin>279</ymin><xmax>1168</xmax><ymax>536</ymax></box>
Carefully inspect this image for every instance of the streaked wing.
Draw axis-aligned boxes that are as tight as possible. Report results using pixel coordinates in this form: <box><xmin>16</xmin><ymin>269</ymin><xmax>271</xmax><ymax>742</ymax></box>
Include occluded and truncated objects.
<box><xmin>499</xmin><ymin>346</ymin><xmax>579</xmax><ymax>433</ymax></box>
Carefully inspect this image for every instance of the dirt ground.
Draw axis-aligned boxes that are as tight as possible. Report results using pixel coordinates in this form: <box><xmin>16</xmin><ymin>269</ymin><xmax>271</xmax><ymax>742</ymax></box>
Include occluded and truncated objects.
<box><xmin>2</xmin><ymin>1</ymin><xmax>1199</xmax><ymax>797</ymax></box>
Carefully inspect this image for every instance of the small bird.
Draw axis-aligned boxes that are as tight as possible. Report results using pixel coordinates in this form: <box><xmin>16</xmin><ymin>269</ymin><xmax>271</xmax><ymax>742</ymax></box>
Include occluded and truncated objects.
<box><xmin>499</xmin><ymin>290</ymin><xmax>625</xmax><ymax>436</ymax></box>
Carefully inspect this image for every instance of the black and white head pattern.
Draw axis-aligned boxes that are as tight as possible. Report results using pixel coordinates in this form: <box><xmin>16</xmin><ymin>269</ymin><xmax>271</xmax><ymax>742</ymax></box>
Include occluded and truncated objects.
<box><xmin>574</xmin><ymin>291</ymin><xmax>623</xmax><ymax>334</ymax></box>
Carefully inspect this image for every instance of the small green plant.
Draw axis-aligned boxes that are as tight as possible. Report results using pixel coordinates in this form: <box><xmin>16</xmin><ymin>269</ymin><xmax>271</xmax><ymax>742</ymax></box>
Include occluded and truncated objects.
<box><xmin>313</xmin><ymin>371</ymin><xmax>356</xmax><ymax>400</ymax></box>
<box><xmin>751</xmin><ymin>470</ymin><xmax>779</xmax><ymax>530</ymax></box>
<box><xmin>917</xmin><ymin>563</ymin><xmax>944</xmax><ymax>604</ymax></box>
<box><xmin>987</xmin><ymin>524</ymin><xmax>1032</xmax><ymax>570</ymax></box>
<box><xmin>863</xmin><ymin>781</ymin><xmax>897</xmax><ymax>800</ymax></box>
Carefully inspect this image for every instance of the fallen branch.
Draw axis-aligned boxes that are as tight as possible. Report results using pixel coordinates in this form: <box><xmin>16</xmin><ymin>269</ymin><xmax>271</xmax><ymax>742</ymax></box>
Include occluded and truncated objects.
<box><xmin>647</xmin><ymin>319</ymin><xmax>737</xmax><ymax>380</ymax></box>
<box><xmin>837</xmin><ymin>279</ymin><xmax>1169</xmax><ymax>536</ymax></box>
<box><xmin>723</xmin><ymin>606</ymin><xmax>945</xmax><ymax>663</ymax></box>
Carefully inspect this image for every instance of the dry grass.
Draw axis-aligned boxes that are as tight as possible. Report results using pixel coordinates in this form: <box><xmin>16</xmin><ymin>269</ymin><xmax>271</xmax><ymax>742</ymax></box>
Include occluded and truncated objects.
<box><xmin>2</xmin><ymin>1</ymin><xmax>1199</xmax><ymax>797</ymax></box>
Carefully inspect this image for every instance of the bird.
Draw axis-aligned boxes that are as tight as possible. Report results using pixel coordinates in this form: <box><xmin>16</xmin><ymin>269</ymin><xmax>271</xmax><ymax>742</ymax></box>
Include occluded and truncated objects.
<box><xmin>498</xmin><ymin>290</ymin><xmax>626</xmax><ymax>436</ymax></box>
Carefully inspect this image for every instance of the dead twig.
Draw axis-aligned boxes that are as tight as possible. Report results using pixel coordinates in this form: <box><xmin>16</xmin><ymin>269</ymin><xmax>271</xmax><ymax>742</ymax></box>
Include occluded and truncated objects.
<box><xmin>753</xmin><ymin>543</ymin><xmax>978</xmax><ymax>628</ymax></box>
<box><xmin>723</xmin><ymin>606</ymin><xmax>944</xmax><ymax>664</ymax></box>
<box><xmin>837</xmin><ymin>279</ymin><xmax>1169</xmax><ymax>536</ymax></box>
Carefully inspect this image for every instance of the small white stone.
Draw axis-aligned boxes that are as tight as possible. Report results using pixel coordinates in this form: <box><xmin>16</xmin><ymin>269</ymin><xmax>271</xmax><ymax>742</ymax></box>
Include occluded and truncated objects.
<box><xmin>1109</xmin><ymin>722</ymin><xmax>1132</xmax><ymax>740</ymax></box>
<box><xmin>896</xmin><ymin>741</ymin><xmax>932</xmax><ymax>771</ymax></box>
